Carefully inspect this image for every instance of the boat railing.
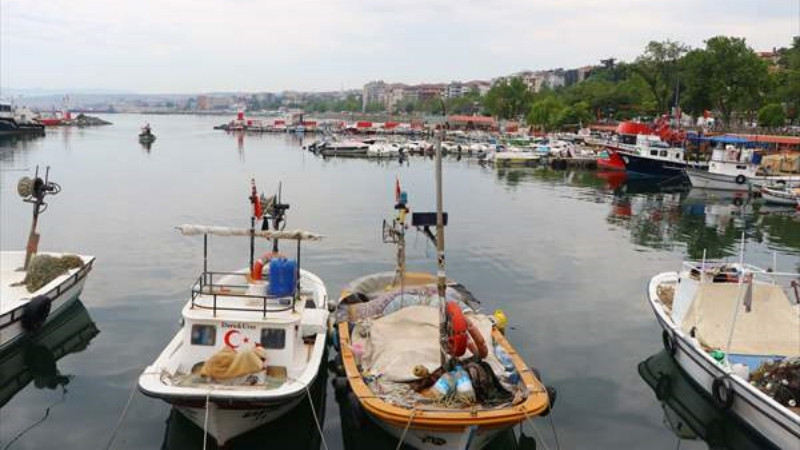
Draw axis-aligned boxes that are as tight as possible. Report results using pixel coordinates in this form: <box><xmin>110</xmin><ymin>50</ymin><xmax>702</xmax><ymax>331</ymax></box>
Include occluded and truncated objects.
<box><xmin>36</xmin><ymin>259</ymin><xmax>94</xmax><ymax>303</ymax></box>
<box><xmin>682</xmin><ymin>261</ymin><xmax>799</xmax><ymax>287</ymax></box>
<box><xmin>190</xmin><ymin>270</ymin><xmax>294</xmax><ymax>317</ymax></box>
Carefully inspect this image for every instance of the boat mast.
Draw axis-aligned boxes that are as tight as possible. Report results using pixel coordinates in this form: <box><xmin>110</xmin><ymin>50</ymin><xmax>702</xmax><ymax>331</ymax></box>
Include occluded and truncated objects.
<box><xmin>435</xmin><ymin>112</ymin><xmax>447</xmax><ymax>367</ymax></box>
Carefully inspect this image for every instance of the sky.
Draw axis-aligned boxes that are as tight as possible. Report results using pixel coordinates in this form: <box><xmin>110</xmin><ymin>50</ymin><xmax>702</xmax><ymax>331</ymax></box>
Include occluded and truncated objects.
<box><xmin>1</xmin><ymin>0</ymin><xmax>798</xmax><ymax>94</ymax></box>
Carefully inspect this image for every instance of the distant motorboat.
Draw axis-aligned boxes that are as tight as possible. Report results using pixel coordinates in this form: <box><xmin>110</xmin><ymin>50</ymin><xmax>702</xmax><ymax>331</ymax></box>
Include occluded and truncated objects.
<box><xmin>0</xmin><ymin>102</ymin><xmax>45</xmax><ymax>137</ymax></box>
<box><xmin>319</xmin><ymin>139</ymin><xmax>369</xmax><ymax>156</ymax></box>
<box><xmin>139</xmin><ymin>124</ymin><xmax>156</xmax><ymax>143</ymax></box>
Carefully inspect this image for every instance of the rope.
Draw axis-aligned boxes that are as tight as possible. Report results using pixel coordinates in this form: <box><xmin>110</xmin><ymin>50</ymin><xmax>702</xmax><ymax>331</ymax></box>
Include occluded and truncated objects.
<box><xmin>520</xmin><ymin>405</ymin><xmax>557</xmax><ymax>450</ymax></box>
<box><xmin>547</xmin><ymin>413</ymin><xmax>562</xmax><ymax>450</ymax></box>
<box><xmin>394</xmin><ymin>407</ymin><xmax>417</xmax><ymax>450</ymax></box>
<box><xmin>305</xmin><ymin>384</ymin><xmax>329</xmax><ymax>450</ymax></box>
<box><xmin>202</xmin><ymin>389</ymin><xmax>212</xmax><ymax>450</ymax></box>
<box><xmin>104</xmin><ymin>379</ymin><xmax>139</xmax><ymax>450</ymax></box>
<box><xmin>3</xmin><ymin>389</ymin><xmax>66</xmax><ymax>450</ymax></box>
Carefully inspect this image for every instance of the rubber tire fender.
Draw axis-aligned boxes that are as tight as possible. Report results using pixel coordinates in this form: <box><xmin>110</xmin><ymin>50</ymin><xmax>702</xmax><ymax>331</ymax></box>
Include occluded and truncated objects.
<box><xmin>21</xmin><ymin>296</ymin><xmax>51</xmax><ymax>332</ymax></box>
<box><xmin>712</xmin><ymin>376</ymin><xmax>734</xmax><ymax>409</ymax></box>
<box><xmin>735</xmin><ymin>174</ymin><xmax>746</xmax><ymax>185</ymax></box>
<box><xmin>662</xmin><ymin>330</ymin><xmax>677</xmax><ymax>356</ymax></box>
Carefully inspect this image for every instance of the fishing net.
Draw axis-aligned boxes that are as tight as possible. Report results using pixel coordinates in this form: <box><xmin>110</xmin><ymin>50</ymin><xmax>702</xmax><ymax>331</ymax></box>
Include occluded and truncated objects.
<box><xmin>749</xmin><ymin>357</ymin><xmax>800</xmax><ymax>408</ymax></box>
<box><xmin>22</xmin><ymin>254</ymin><xmax>84</xmax><ymax>293</ymax></box>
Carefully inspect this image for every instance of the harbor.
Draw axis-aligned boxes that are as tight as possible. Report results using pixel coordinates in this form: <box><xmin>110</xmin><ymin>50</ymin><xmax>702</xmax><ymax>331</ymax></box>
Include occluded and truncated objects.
<box><xmin>0</xmin><ymin>114</ymin><xmax>797</xmax><ymax>449</ymax></box>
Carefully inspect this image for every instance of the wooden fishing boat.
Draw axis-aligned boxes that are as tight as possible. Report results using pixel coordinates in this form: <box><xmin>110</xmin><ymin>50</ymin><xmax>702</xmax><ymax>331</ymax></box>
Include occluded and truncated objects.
<box><xmin>332</xmin><ymin>141</ymin><xmax>553</xmax><ymax>450</ymax></box>
<box><xmin>647</xmin><ymin>254</ymin><xmax>800</xmax><ymax>448</ymax></box>
<box><xmin>138</xmin><ymin>183</ymin><xmax>329</xmax><ymax>446</ymax></box>
<box><xmin>1</xmin><ymin>168</ymin><xmax>95</xmax><ymax>352</ymax></box>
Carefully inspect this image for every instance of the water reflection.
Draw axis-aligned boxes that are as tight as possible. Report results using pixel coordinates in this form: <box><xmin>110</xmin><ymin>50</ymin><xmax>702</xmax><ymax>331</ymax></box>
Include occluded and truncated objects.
<box><xmin>160</xmin><ymin>353</ymin><xmax>328</xmax><ymax>450</ymax></box>
<box><xmin>638</xmin><ymin>350</ymin><xmax>777</xmax><ymax>449</ymax></box>
<box><xmin>0</xmin><ymin>300</ymin><xmax>99</xmax><ymax>444</ymax></box>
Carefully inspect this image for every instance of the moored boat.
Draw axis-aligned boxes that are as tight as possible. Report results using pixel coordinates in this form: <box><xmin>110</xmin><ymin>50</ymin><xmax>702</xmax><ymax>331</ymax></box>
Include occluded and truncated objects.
<box><xmin>647</xmin><ymin>257</ymin><xmax>800</xmax><ymax>448</ymax></box>
<box><xmin>138</xmin><ymin>183</ymin><xmax>329</xmax><ymax>445</ymax></box>
<box><xmin>760</xmin><ymin>185</ymin><xmax>800</xmax><ymax>206</ymax></box>
<box><xmin>332</xmin><ymin>148</ymin><xmax>554</xmax><ymax>449</ymax></box>
<box><xmin>1</xmin><ymin>168</ymin><xmax>95</xmax><ymax>352</ymax></box>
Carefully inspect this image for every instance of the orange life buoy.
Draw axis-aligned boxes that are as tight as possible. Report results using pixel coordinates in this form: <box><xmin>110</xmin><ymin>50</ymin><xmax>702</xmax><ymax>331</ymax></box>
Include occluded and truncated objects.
<box><xmin>465</xmin><ymin>317</ymin><xmax>489</xmax><ymax>359</ymax></box>
<box><xmin>444</xmin><ymin>301</ymin><xmax>468</xmax><ymax>357</ymax></box>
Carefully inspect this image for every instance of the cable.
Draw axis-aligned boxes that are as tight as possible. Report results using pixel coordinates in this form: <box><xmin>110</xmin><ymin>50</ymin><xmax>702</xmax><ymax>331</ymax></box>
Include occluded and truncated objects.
<box><xmin>305</xmin><ymin>384</ymin><xmax>329</xmax><ymax>450</ymax></box>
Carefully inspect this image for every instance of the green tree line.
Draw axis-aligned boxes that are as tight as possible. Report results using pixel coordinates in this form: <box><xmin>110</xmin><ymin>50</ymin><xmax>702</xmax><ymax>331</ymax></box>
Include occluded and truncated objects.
<box><xmin>482</xmin><ymin>36</ymin><xmax>799</xmax><ymax>131</ymax></box>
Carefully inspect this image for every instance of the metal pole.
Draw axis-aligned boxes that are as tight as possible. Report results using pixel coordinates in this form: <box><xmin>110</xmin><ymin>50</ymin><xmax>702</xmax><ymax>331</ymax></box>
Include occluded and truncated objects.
<box><xmin>249</xmin><ymin>216</ymin><xmax>255</xmax><ymax>274</ymax></box>
<box><xmin>204</xmin><ymin>233</ymin><xmax>208</xmax><ymax>285</ymax></box>
<box><xmin>436</xmin><ymin>108</ymin><xmax>447</xmax><ymax>368</ymax></box>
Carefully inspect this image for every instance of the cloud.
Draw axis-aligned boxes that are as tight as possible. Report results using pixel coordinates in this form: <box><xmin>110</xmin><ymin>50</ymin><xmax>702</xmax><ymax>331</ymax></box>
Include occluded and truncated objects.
<box><xmin>1</xmin><ymin>0</ymin><xmax>796</xmax><ymax>93</ymax></box>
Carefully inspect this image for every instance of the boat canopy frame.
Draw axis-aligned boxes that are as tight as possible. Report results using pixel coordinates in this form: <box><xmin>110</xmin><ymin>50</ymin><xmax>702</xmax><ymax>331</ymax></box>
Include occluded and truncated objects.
<box><xmin>175</xmin><ymin>224</ymin><xmax>323</xmax><ymax>317</ymax></box>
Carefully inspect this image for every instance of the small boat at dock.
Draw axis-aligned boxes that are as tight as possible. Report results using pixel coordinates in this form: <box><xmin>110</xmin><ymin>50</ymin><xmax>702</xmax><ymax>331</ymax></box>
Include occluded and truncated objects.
<box><xmin>647</xmin><ymin>255</ymin><xmax>800</xmax><ymax>448</ymax></box>
<box><xmin>331</xmin><ymin>145</ymin><xmax>554</xmax><ymax>449</ymax></box>
<box><xmin>760</xmin><ymin>185</ymin><xmax>800</xmax><ymax>206</ymax></box>
<box><xmin>1</xmin><ymin>167</ymin><xmax>95</xmax><ymax>352</ymax></box>
<box><xmin>138</xmin><ymin>183</ymin><xmax>329</xmax><ymax>445</ymax></box>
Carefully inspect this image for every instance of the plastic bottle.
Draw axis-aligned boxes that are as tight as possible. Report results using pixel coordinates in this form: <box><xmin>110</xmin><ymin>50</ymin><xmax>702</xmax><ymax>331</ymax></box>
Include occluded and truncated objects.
<box><xmin>423</xmin><ymin>372</ymin><xmax>454</xmax><ymax>400</ymax></box>
<box><xmin>453</xmin><ymin>366</ymin><xmax>476</xmax><ymax>404</ymax></box>
<box><xmin>495</xmin><ymin>344</ymin><xmax>520</xmax><ymax>384</ymax></box>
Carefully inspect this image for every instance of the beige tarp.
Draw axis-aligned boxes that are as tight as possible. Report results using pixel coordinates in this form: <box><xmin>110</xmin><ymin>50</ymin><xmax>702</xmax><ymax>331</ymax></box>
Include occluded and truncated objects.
<box><xmin>352</xmin><ymin>305</ymin><xmax>500</xmax><ymax>382</ymax></box>
<box><xmin>681</xmin><ymin>283</ymin><xmax>800</xmax><ymax>356</ymax></box>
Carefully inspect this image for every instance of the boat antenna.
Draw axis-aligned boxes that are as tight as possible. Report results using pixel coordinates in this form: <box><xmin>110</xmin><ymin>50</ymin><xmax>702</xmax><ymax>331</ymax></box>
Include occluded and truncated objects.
<box><xmin>17</xmin><ymin>166</ymin><xmax>61</xmax><ymax>270</ymax></box>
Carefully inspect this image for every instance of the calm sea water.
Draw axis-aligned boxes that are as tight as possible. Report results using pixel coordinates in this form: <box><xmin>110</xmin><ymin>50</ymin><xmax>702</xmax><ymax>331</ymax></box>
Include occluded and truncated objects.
<box><xmin>1</xmin><ymin>114</ymin><xmax>797</xmax><ymax>450</ymax></box>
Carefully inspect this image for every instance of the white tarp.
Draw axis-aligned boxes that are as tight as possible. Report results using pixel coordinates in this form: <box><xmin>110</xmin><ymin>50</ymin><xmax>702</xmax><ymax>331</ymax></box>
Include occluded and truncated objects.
<box><xmin>682</xmin><ymin>283</ymin><xmax>800</xmax><ymax>356</ymax></box>
<box><xmin>352</xmin><ymin>305</ymin><xmax>500</xmax><ymax>382</ymax></box>
<box><xmin>175</xmin><ymin>225</ymin><xmax>322</xmax><ymax>241</ymax></box>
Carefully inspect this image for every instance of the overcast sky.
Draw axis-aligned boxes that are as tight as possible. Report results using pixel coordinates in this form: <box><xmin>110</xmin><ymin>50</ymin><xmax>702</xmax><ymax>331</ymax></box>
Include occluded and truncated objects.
<box><xmin>1</xmin><ymin>0</ymin><xmax>797</xmax><ymax>94</ymax></box>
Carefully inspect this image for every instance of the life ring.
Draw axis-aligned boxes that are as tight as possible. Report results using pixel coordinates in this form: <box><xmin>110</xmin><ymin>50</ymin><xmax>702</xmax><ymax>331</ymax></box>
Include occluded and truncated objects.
<box><xmin>444</xmin><ymin>301</ymin><xmax>468</xmax><ymax>357</ymax></box>
<box><xmin>712</xmin><ymin>376</ymin><xmax>734</xmax><ymax>409</ymax></box>
<box><xmin>735</xmin><ymin>175</ymin><xmax>746</xmax><ymax>185</ymax></box>
<box><xmin>21</xmin><ymin>296</ymin><xmax>52</xmax><ymax>331</ymax></box>
<box><xmin>251</xmin><ymin>252</ymin><xmax>282</xmax><ymax>280</ymax></box>
<box><xmin>662</xmin><ymin>330</ymin><xmax>677</xmax><ymax>356</ymax></box>
<box><xmin>732</xmin><ymin>197</ymin><xmax>743</xmax><ymax>207</ymax></box>
<box><xmin>465</xmin><ymin>317</ymin><xmax>489</xmax><ymax>359</ymax></box>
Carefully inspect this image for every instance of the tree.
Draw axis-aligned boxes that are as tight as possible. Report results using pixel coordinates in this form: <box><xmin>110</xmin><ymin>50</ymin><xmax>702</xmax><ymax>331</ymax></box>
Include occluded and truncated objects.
<box><xmin>527</xmin><ymin>97</ymin><xmax>566</xmax><ymax>131</ymax></box>
<box><xmin>632</xmin><ymin>40</ymin><xmax>689</xmax><ymax>115</ymax></box>
<box><xmin>484</xmin><ymin>77</ymin><xmax>533</xmax><ymax>120</ymax></box>
<box><xmin>758</xmin><ymin>103</ymin><xmax>786</xmax><ymax>128</ymax></box>
<box><xmin>682</xmin><ymin>36</ymin><xmax>769</xmax><ymax>126</ymax></box>
<box><xmin>557</xmin><ymin>101</ymin><xmax>592</xmax><ymax>127</ymax></box>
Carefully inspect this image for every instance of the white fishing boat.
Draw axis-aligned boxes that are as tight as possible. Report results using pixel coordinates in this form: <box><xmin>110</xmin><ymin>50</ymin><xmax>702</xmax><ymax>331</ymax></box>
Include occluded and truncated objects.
<box><xmin>491</xmin><ymin>148</ymin><xmax>541</xmax><ymax>166</ymax></box>
<box><xmin>760</xmin><ymin>186</ymin><xmax>800</xmax><ymax>206</ymax></box>
<box><xmin>367</xmin><ymin>142</ymin><xmax>402</xmax><ymax>158</ymax></box>
<box><xmin>320</xmin><ymin>139</ymin><xmax>369</xmax><ymax>156</ymax></box>
<box><xmin>647</xmin><ymin>254</ymin><xmax>800</xmax><ymax>448</ymax></box>
<box><xmin>686</xmin><ymin>145</ymin><xmax>800</xmax><ymax>191</ymax></box>
<box><xmin>1</xmin><ymin>168</ymin><xmax>95</xmax><ymax>352</ymax></box>
<box><xmin>139</xmin><ymin>183</ymin><xmax>329</xmax><ymax>446</ymax></box>
<box><xmin>332</xmin><ymin>143</ymin><xmax>553</xmax><ymax>450</ymax></box>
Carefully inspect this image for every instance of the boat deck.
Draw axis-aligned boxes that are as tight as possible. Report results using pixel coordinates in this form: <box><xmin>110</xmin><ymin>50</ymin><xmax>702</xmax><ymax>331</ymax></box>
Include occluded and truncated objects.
<box><xmin>1</xmin><ymin>252</ymin><xmax>32</xmax><ymax>315</ymax></box>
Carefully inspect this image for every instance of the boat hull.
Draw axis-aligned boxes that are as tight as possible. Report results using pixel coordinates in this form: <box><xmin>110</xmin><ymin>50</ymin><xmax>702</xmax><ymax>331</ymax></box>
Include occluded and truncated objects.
<box><xmin>686</xmin><ymin>169</ymin><xmax>748</xmax><ymax>191</ymax></box>
<box><xmin>647</xmin><ymin>273</ymin><xmax>800</xmax><ymax>448</ymax></box>
<box><xmin>174</xmin><ymin>395</ymin><xmax>304</xmax><ymax>445</ymax></box>
<box><xmin>760</xmin><ymin>187</ymin><xmax>799</xmax><ymax>206</ymax></box>
<box><xmin>619</xmin><ymin>152</ymin><xmax>689</xmax><ymax>178</ymax></box>
<box><xmin>0</xmin><ymin>255</ymin><xmax>94</xmax><ymax>351</ymax></box>
<box><xmin>367</xmin><ymin>410</ymin><xmax>505</xmax><ymax>450</ymax></box>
